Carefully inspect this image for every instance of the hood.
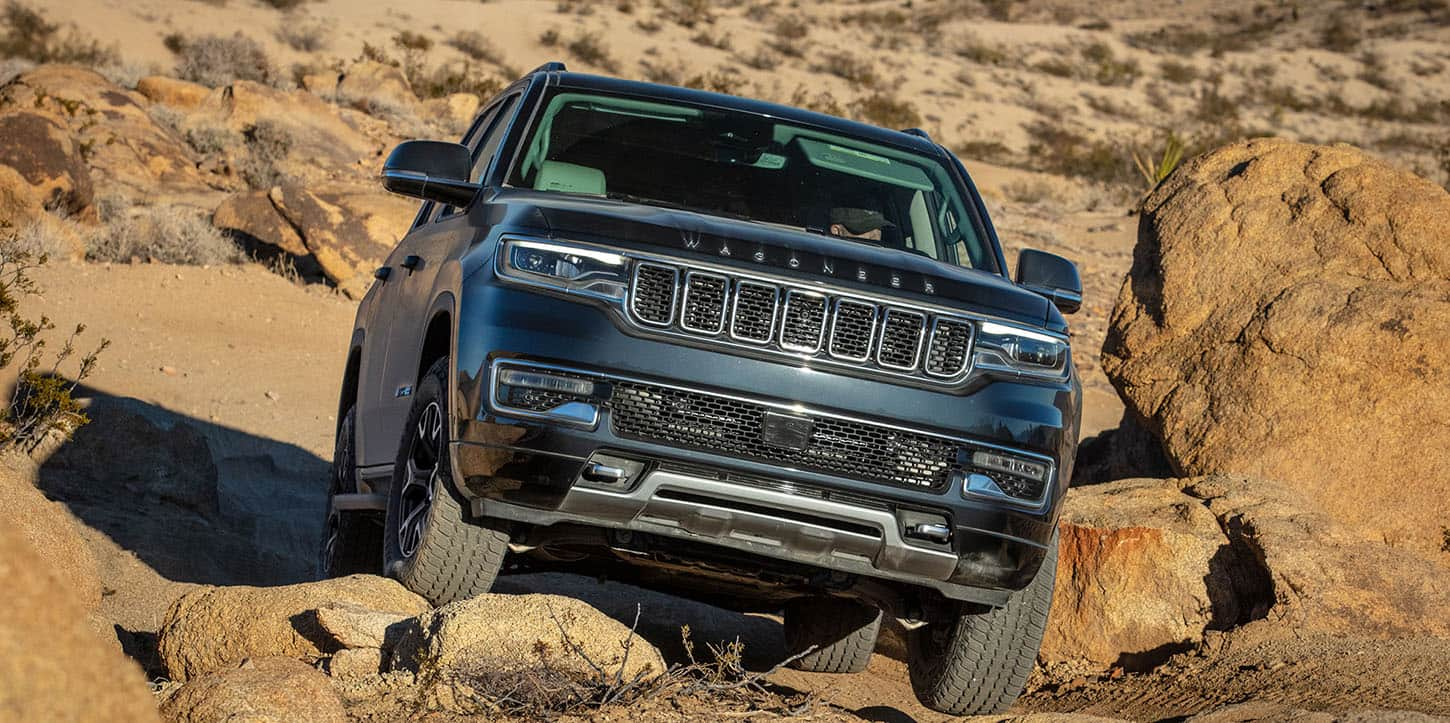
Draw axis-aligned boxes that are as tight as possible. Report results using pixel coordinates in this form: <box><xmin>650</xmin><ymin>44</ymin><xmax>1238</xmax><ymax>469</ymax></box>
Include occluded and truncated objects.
<box><xmin>495</xmin><ymin>190</ymin><xmax>1061</xmax><ymax>331</ymax></box>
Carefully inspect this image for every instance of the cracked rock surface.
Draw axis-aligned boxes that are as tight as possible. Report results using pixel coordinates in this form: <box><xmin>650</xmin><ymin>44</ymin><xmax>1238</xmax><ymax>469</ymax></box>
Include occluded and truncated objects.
<box><xmin>1102</xmin><ymin>138</ymin><xmax>1450</xmax><ymax>556</ymax></box>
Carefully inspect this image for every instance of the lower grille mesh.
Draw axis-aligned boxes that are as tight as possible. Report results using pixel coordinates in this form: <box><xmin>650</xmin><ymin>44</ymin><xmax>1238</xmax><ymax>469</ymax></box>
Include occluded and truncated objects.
<box><xmin>610</xmin><ymin>382</ymin><xmax>958</xmax><ymax>490</ymax></box>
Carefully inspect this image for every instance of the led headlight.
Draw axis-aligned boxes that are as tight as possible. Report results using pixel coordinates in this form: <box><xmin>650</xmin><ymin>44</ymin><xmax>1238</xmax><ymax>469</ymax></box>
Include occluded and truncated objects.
<box><xmin>971</xmin><ymin>321</ymin><xmax>1069</xmax><ymax>380</ymax></box>
<box><xmin>498</xmin><ymin>239</ymin><xmax>628</xmax><ymax>301</ymax></box>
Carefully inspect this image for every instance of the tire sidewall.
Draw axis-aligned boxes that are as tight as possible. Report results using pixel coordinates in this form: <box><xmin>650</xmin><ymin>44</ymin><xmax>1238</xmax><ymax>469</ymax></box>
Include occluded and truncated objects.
<box><xmin>383</xmin><ymin>362</ymin><xmax>451</xmax><ymax>581</ymax></box>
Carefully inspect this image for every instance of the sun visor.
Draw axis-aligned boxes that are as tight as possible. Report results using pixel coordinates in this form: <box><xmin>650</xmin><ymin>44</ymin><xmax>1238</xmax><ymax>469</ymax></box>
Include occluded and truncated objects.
<box><xmin>796</xmin><ymin>137</ymin><xmax>934</xmax><ymax>191</ymax></box>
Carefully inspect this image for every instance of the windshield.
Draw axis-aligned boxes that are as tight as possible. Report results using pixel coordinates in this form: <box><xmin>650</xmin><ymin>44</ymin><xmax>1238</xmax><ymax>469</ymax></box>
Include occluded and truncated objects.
<box><xmin>507</xmin><ymin>90</ymin><xmax>994</xmax><ymax>270</ymax></box>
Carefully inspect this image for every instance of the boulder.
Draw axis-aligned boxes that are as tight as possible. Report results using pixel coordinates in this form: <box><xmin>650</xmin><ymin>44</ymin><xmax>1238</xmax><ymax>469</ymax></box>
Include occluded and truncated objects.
<box><xmin>1040</xmin><ymin>478</ymin><xmax>1244</xmax><ymax>669</ymax></box>
<box><xmin>300</xmin><ymin>71</ymin><xmax>340</xmax><ymax>96</ymax></box>
<box><xmin>336</xmin><ymin>60</ymin><xmax>418</xmax><ymax>113</ymax></box>
<box><xmin>135</xmin><ymin>75</ymin><xmax>212</xmax><ymax>110</ymax></box>
<box><xmin>0</xmin><ymin>110</ymin><xmax>92</xmax><ymax>217</ymax></box>
<box><xmin>327</xmin><ymin>647</ymin><xmax>385</xmax><ymax>680</ymax></box>
<box><xmin>157</xmin><ymin>575</ymin><xmax>430</xmax><ymax>681</ymax></box>
<box><xmin>1042</xmin><ymin>475</ymin><xmax>1450</xmax><ymax>669</ymax></box>
<box><xmin>212</xmin><ymin>81</ymin><xmax>382</xmax><ymax>183</ymax></box>
<box><xmin>0</xmin><ymin>66</ymin><xmax>207</xmax><ymax>202</ymax></box>
<box><xmin>0</xmin><ymin>498</ymin><xmax>158</xmax><ymax>721</ymax></box>
<box><xmin>0</xmin><ymin>457</ymin><xmax>103</xmax><ymax>611</ymax></box>
<box><xmin>391</xmin><ymin>593</ymin><xmax>667</xmax><ymax>686</ymax></box>
<box><xmin>1103</xmin><ymin>138</ymin><xmax>1450</xmax><ymax>556</ymax></box>
<box><xmin>211</xmin><ymin>190</ymin><xmax>323</xmax><ymax>279</ymax></box>
<box><xmin>268</xmin><ymin>183</ymin><xmax>416</xmax><ymax>296</ymax></box>
<box><xmin>315</xmin><ymin>601</ymin><xmax>412</xmax><ymax>649</ymax></box>
<box><xmin>0</xmin><ymin>164</ymin><xmax>44</xmax><ymax>229</ymax></box>
<box><xmin>158</xmin><ymin>657</ymin><xmax>347</xmax><ymax>723</ymax></box>
<box><xmin>422</xmin><ymin>92</ymin><xmax>481</xmax><ymax>133</ymax></box>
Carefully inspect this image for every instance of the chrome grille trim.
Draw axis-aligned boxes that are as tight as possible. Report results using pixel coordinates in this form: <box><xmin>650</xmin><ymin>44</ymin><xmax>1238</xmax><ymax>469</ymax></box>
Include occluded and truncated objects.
<box><xmin>827</xmin><ymin>299</ymin><xmax>878</xmax><ymax>362</ymax></box>
<box><xmin>779</xmin><ymin>290</ymin><xmax>828</xmax><ymax>353</ymax></box>
<box><xmin>680</xmin><ymin>271</ymin><xmax>729</xmax><ymax>335</ymax></box>
<box><xmin>630</xmin><ymin>263</ymin><xmax>678</xmax><ymax>327</ymax></box>
<box><xmin>729</xmin><ymin>280</ymin><xmax>780</xmax><ymax>344</ymax></box>
<box><xmin>876</xmin><ymin>309</ymin><xmax>927</xmax><ymax>371</ymax></box>
<box><xmin>925</xmin><ymin>318</ymin><xmax>974</xmax><ymax>378</ymax></box>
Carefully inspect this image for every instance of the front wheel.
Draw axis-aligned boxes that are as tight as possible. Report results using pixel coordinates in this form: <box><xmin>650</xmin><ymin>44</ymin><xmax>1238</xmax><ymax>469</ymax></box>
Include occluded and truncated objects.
<box><xmin>383</xmin><ymin>358</ymin><xmax>509</xmax><ymax>606</ymax></box>
<box><xmin>907</xmin><ymin>532</ymin><xmax>1058</xmax><ymax>716</ymax></box>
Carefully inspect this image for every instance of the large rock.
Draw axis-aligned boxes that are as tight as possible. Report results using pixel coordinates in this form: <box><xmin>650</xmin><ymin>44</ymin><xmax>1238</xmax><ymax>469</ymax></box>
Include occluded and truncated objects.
<box><xmin>0</xmin><ymin>109</ymin><xmax>92</xmax><ymax>217</ymax></box>
<box><xmin>211</xmin><ymin>80</ymin><xmax>384</xmax><ymax>183</ymax></box>
<box><xmin>211</xmin><ymin>189</ymin><xmax>324</xmax><ymax>279</ymax></box>
<box><xmin>0</xmin><ymin>456</ymin><xmax>103</xmax><ymax>612</ymax></box>
<box><xmin>158</xmin><ymin>657</ymin><xmax>347</xmax><ymax>723</ymax></box>
<box><xmin>335</xmin><ymin>60</ymin><xmax>418</xmax><ymax>113</ymax></box>
<box><xmin>268</xmin><ymin>183</ymin><xmax>416</xmax><ymax>296</ymax></box>
<box><xmin>1042</xmin><ymin>475</ymin><xmax>1450</xmax><ymax>669</ymax></box>
<box><xmin>1103</xmin><ymin>138</ymin><xmax>1450</xmax><ymax>556</ymax></box>
<box><xmin>157</xmin><ymin>575</ymin><xmax>430</xmax><ymax>681</ymax></box>
<box><xmin>0</xmin><ymin>66</ymin><xmax>207</xmax><ymax>203</ymax></box>
<box><xmin>391</xmin><ymin>593</ymin><xmax>667</xmax><ymax>694</ymax></box>
<box><xmin>0</xmin><ymin>163</ymin><xmax>44</xmax><ymax>229</ymax></box>
<box><xmin>135</xmin><ymin>75</ymin><xmax>211</xmax><ymax>110</ymax></box>
<box><xmin>0</xmin><ymin>496</ymin><xmax>158</xmax><ymax>721</ymax></box>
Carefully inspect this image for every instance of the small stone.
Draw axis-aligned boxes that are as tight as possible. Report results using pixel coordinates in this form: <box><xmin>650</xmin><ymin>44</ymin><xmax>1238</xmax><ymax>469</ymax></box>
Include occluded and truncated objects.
<box><xmin>161</xmin><ymin>366</ymin><xmax>177</xmax><ymax>376</ymax></box>
<box><xmin>264</xmin><ymin>391</ymin><xmax>280</xmax><ymax>401</ymax></box>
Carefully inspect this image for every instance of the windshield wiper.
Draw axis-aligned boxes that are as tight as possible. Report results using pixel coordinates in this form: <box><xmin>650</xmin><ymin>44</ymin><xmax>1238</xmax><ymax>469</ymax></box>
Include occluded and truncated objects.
<box><xmin>605</xmin><ymin>192</ymin><xmax>753</xmax><ymax>223</ymax></box>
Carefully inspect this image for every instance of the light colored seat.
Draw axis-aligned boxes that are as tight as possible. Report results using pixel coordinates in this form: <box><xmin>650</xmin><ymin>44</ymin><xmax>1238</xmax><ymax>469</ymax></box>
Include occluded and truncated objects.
<box><xmin>534</xmin><ymin>161</ymin><xmax>606</xmax><ymax>196</ymax></box>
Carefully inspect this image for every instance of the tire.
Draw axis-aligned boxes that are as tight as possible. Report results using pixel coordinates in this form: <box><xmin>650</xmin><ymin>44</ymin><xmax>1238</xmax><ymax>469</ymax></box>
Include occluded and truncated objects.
<box><xmin>907</xmin><ymin>532</ymin><xmax>1058</xmax><ymax>716</ymax></box>
<box><xmin>383</xmin><ymin>357</ymin><xmax>509</xmax><ymax>606</ymax></box>
<box><xmin>319</xmin><ymin>407</ymin><xmax>383</xmax><ymax>577</ymax></box>
<box><xmin>784</xmin><ymin>597</ymin><xmax>882</xmax><ymax>674</ymax></box>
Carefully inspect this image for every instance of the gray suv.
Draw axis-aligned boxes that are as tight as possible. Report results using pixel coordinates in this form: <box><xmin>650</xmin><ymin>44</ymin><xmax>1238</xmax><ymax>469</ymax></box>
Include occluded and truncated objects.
<box><xmin>321</xmin><ymin>63</ymin><xmax>1082</xmax><ymax>715</ymax></box>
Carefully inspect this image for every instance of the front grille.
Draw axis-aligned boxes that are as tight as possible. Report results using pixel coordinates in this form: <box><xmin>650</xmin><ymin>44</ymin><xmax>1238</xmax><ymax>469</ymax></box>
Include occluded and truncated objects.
<box><xmin>950</xmin><ymin>459</ymin><xmax>1048</xmax><ymax>505</ymax></box>
<box><xmin>926</xmin><ymin>319</ymin><xmax>973</xmax><ymax>377</ymax></box>
<box><xmin>625</xmin><ymin>259</ymin><xmax>983</xmax><ymax>382</ymax></box>
<box><xmin>501</xmin><ymin>386</ymin><xmax>580</xmax><ymax>412</ymax></box>
<box><xmin>780</xmin><ymin>292</ymin><xmax>827</xmax><ymax>352</ymax></box>
<box><xmin>631</xmin><ymin>264</ymin><xmax>677</xmax><ymax>326</ymax></box>
<box><xmin>730</xmin><ymin>282</ymin><xmax>778</xmax><ymax>343</ymax></box>
<box><xmin>611</xmin><ymin>381</ymin><xmax>962</xmax><ymax>491</ymax></box>
<box><xmin>877</xmin><ymin>309</ymin><xmax>926</xmax><ymax>370</ymax></box>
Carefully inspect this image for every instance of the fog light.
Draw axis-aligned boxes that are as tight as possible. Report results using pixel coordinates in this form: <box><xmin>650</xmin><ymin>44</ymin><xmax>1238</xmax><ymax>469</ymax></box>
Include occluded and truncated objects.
<box><xmin>971</xmin><ymin>450</ymin><xmax>1049</xmax><ymax>483</ymax></box>
<box><xmin>498</xmin><ymin>368</ymin><xmax>596</xmax><ymax>397</ymax></box>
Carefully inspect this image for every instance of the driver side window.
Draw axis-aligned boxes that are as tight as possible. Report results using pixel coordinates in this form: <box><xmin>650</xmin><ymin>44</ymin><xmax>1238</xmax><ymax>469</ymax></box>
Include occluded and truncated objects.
<box><xmin>436</xmin><ymin>94</ymin><xmax>519</xmax><ymax>218</ymax></box>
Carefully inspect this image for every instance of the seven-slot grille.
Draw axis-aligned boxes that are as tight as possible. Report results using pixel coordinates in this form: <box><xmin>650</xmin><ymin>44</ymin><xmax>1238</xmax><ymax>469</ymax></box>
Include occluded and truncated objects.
<box><xmin>610</xmin><ymin>382</ymin><xmax>960</xmax><ymax>490</ymax></box>
<box><xmin>626</xmin><ymin>260</ymin><xmax>975</xmax><ymax>380</ymax></box>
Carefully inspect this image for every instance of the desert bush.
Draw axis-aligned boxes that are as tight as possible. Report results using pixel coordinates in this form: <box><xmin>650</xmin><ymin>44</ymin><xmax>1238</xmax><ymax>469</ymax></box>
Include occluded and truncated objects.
<box><xmin>814</xmin><ymin>51</ymin><xmax>877</xmax><ymax>87</ymax></box>
<box><xmin>786</xmin><ymin>86</ymin><xmax>843</xmax><ymax>116</ymax></box>
<box><xmin>238</xmin><ymin>119</ymin><xmax>293</xmax><ymax>188</ymax></box>
<box><xmin>953</xmin><ymin>139</ymin><xmax>1013</xmax><ymax>164</ymax></box>
<box><xmin>659</xmin><ymin>0</ymin><xmax>714</xmax><ymax>28</ymax></box>
<box><xmin>393</xmin><ymin>30</ymin><xmax>432</xmax><ymax>53</ymax></box>
<box><xmin>1024</xmin><ymin>120</ymin><xmax>1134</xmax><ymax>187</ymax></box>
<box><xmin>1193</xmin><ymin>75</ymin><xmax>1240</xmax><ymax>125</ymax></box>
<box><xmin>448</xmin><ymin>30</ymin><xmax>502</xmax><ymax>65</ymax></box>
<box><xmin>1319</xmin><ymin>13</ymin><xmax>1362</xmax><ymax>51</ymax></box>
<box><xmin>0</xmin><ymin>231</ymin><xmax>108</xmax><ymax>451</ymax></box>
<box><xmin>1002</xmin><ymin>178</ymin><xmax>1055</xmax><ymax>204</ymax></box>
<box><xmin>852</xmin><ymin>92</ymin><xmax>921</xmax><ymax>129</ymax></box>
<box><xmin>955</xmin><ymin>34</ymin><xmax>1007</xmax><ymax>66</ymax></box>
<box><xmin>1131</xmin><ymin>133</ymin><xmax>1185</xmax><ymax>192</ymax></box>
<box><xmin>184</xmin><ymin>122</ymin><xmax>243</xmax><ymax>156</ymax></box>
<box><xmin>638</xmin><ymin>59</ymin><xmax>683</xmax><ymax>85</ymax></box>
<box><xmin>683</xmin><ymin>68</ymin><xmax>746</xmax><ymax>95</ymax></box>
<box><xmin>89</xmin><ymin>198</ymin><xmax>242</xmax><ymax>265</ymax></box>
<box><xmin>561</xmin><ymin>32</ymin><xmax>619</xmax><ymax>73</ymax></box>
<box><xmin>766</xmin><ymin>15</ymin><xmax>809</xmax><ymax>58</ymax></box>
<box><xmin>739</xmin><ymin>47</ymin><xmax>777</xmax><ymax>71</ymax></box>
<box><xmin>690</xmin><ymin>31</ymin><xmax>732</xmax><ymax>51</ymax></box>
<box><xmin>408</xmin><ymin>62</ymin><xmax>504</xmax><ymax>100</ymax></box>
<box><xmin>258</xmin><ymin>0</ymin><xmax>306</xmax><ymax>9</ymax></box>
<box><xmin>170</xmin><ymin>32</ymin><xmax>275</xmax><ymax>87</ymax></box>
<box><xmin>0</xmin><ymin>1</ymin><xmax>120</xmax><ymax>65</ymax></box>
<box><xmin>1159</xmin><ymin>59</ymin><xmax>1199</xmax><ymax>84</ymax></box>
<box><xmin>276</xmin><ymin>19</ymin><xmax>327</xmax><ymax>52</ymax></box>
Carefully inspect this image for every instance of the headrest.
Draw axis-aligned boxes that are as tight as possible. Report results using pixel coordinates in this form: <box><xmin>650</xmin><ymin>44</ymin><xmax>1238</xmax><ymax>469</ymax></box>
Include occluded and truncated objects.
<box><xmin>534</xmin><ymin>161</ymin><xmax>606</xmax><ymax>196</ymax></box>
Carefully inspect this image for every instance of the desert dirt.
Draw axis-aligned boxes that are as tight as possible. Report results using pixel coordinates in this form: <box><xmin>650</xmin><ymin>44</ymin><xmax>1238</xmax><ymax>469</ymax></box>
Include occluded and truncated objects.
<box><xmin>6</xmin><ymin>0</ymin><xmax>1450</xmax><ymax>720</ymax></box>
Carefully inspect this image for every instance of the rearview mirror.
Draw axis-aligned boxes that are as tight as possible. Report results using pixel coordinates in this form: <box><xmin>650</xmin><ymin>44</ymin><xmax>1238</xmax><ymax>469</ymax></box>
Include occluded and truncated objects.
<box><xmin>380</xmin><ymin>140</ymin><xmax>480</xmax><ymax>207</ymax></box>
<box><xmin>1015</xmin><ymin>249</ymin><xmax>1082</xmax><ymax>314</ymax></box>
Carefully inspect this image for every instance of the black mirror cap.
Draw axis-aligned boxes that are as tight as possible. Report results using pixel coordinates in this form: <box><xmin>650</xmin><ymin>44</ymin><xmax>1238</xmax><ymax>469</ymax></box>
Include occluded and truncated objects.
<box><xmin>380</xmin><ymin>140</ymin><xmax>479</xmax><ymax>207</ymax></box>
<box><xmin>1015</xmin><ymin>249</ymin><xmax>1083</xmax><ymax>314</ymax></box>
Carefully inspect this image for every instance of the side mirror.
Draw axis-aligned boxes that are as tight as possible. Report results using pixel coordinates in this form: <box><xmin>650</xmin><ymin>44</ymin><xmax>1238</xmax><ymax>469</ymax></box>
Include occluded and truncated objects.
<box><xmin>380</xmin><ymin>140</ymin><xmax>479</xmax><ymax>207</ymax></box>
<box><xmin>1015</xmin><ymin>249</ymin><xmax>1082</xmax><ymax>314</ymax></box>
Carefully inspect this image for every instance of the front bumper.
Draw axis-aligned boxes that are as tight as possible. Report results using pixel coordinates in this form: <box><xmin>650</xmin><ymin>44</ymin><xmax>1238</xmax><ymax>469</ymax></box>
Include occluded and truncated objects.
<box><xmin>449</xmin><ymin>278</ymin><xmax>1079</xmax><ymax>602</ymax></box>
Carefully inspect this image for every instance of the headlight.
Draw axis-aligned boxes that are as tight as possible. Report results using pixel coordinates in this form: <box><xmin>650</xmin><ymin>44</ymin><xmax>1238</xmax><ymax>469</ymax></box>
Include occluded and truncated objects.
<box><xmin>972</xmin><ymin>321</ymin><xmax>1069</xmax><ymax>380</ymax></box>
<box><xmin>498</xmin><ymin>239</ymin><xmax>627</xmax><ymax>301</ymax></box>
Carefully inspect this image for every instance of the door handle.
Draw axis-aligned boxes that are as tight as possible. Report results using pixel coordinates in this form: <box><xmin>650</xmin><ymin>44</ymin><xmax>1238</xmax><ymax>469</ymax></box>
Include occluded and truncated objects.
<box><xmin>401</xmin><ymin>255</ymin><xmax>422</xmax><ymax>271</ymax></box>
<box><xmin>373</xmin><ymin>266</ymin><xmax>391</xmax><ymax>280</ymax></box>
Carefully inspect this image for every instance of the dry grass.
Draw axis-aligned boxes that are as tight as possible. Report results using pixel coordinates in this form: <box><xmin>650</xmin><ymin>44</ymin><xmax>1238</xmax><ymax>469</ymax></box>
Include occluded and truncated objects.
<box><xmin>168</xmin><ymin>32</ymin><xmax>274</xmax><ymax>87</ymax></box>
<box><xmin>275</xmin><ymin>19</ymin><xmax>327</xmax><ymax>52</ymax></box>
<box><xmin>813</xmin><ymin>51</ymin><xmax>877</xmax><ymax>87</ymax></box>
<box><xmin>1002</xmin><ymin>178</ymin><xmax>1056</xmax><ymax>204</ymax></box>
<box><xmin>852</xmin><ymin>92</ymin><xmax>921</xmax><ymax>129</ymax></box>
<box><xmin>238</xmin><ymin>119</ymin><xmax>293</xmax><ymax>189</ymax></box>
<box><xmin>89</xmin><ymin>196</ymin><xmax>243</xmax><ymax>265</ymax></box>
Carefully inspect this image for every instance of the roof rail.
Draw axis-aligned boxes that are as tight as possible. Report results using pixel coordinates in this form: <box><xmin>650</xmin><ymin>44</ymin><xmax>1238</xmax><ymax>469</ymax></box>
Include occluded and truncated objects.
<box><xmin>526</xmin><ymin>61</ymin><xmax>568</xmax><ymax>75</ymax></box>
<box><xmin>900</xmin><ymin>128</ymin><xmax>932</xmax><ymax>140</ymax></box>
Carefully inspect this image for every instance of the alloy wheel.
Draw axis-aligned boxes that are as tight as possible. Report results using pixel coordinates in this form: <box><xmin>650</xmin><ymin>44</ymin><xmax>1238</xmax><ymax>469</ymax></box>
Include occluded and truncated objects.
<box><xmin>397</xmin><ymin>401</ymin><xmax>443</xmax><ymax>558</ymax></box>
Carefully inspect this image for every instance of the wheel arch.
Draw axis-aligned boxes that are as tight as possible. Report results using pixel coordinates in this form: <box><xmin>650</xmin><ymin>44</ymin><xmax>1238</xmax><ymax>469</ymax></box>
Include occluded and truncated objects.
<box><xmin>336</xmin><ymin>329</ymin><xmax>366</xmax><ymax>436</ymax></box>
<box><xmin>417</xmin><ymin>293</ymin><xmax>457</xmax><ymax>387</ymax></box>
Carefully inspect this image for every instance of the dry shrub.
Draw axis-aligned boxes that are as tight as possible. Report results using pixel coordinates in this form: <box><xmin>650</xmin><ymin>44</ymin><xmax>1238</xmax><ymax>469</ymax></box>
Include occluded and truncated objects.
<box><xmin>0</xmin><ymin>231</ymin><xmax>108</xmax><ymax>451</ymax></box>
<box><xmin>0</xmin><ymin>1</ymin><xmax>119</xmax><ymax>65</ymax></box>
<box><xmin>767</xmin><ymin>15</ymin><xmax>809</xmax><ymax>57</ymax></box>
<box><xmin>814</xmin><ymin>51</ymin><xmax>877</xmax><ymax>87</ymax></box>
<box><xmin>170</xmin><ymin>32</ymin><xmax>275</xmax><ymax>87</ymax></box>
<box><xmin>1159</xmin><ymin>59</ymin><xmax>1199</xmax><ymax>84</ymax></box>
<box><xmin>448</xmin><ymin>30</ymin><xmax>503</xmax><ymax>65</ymax></box>
<box><xmin>659</xmin><ymin>0</ymin><xmax>714</xmax><ymax>28</ymax></box>
<box><xmin>852</xmin><ymin>92</ymin><xmax>921</xmax><ymax>129</ymax></box>
<box><xmin>564</xmin><ymin>32</ymin><xmax>619</xmax><ymax>73</ymax></box>
<box><xmin>393</xmin><ymin>30</ymin><xmax>432</xmax><ymax>53</ymax></box>
<box><xmin>1002</xmin><ymin>178</ymin><xmax>1056</xmax><ymax>204</ymax></box>
<box><xmin>258</xmin><ymin>0</ymin><xmax>306</xmax><ymax>9</ymax></box>
<box><xmin>409</xmin><ymin>63</ymin><xmax>504</xmax><ymax>100</ymax></box>
<box><xmin>683</xmin><ymin>68</ymin><xmax>746</xmax><ymax>95</ymax></box>
<box><xmin>787</xmin><ymin>86</ymin><xmax>843</xmax><ymax>116</ymax></box>
<box><xmin>89</xmin><ymin>196</ymin><xmax>242</xmax><ymax>265</ymax></box>
<box><xmin>1024</xmin><ymin>120</ymin><xmax>1135</xmax><ymax>187</ymax></box>
<box><xmin>238</xmin><ymin>119</ymin><xmax>293</xmax><ymax>189</ymax></box>
<box><xmin>690</xmin><ymin>31</ymin><xmax>732</xmax><ymax>51</ymax></box>
<box><xmin>276</xmin><ymin>19</ymin><xmax>328</xmax><ymax>52</ymax></box>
